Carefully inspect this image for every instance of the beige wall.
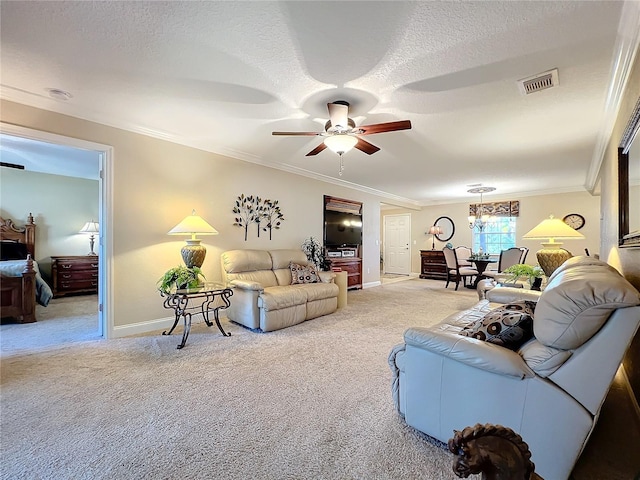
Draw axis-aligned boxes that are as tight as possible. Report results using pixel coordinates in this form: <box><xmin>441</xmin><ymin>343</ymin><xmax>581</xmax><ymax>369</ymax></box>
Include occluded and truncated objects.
<box><xmin>1</xmin><ymin>100</ymin><xmax>386</xmax><ymax>333</ymax></box>
<box><xmin>383</xmin><ymin>190</ymin><xmax>600</xmax><ymax>274</ymax></box>
<box><xmin>0</xmin><ymin>168</ymin><xmax>99</xmax><ymax>277</ymax></box>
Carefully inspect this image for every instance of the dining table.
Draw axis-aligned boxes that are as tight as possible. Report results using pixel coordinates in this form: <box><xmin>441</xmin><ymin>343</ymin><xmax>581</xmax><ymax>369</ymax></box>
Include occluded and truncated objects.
<box><xmin>465</xmin><ymin>257</ymin><xmax>498</xmax><ymax>288</ymax></box>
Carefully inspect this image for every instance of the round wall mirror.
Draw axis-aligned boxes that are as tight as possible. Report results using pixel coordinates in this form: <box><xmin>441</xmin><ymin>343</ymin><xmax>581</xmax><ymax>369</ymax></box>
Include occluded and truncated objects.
<box><xmin>434</xmin><ymin>216</ymin><xmax>455</xmax><ymax>242</ymax></box>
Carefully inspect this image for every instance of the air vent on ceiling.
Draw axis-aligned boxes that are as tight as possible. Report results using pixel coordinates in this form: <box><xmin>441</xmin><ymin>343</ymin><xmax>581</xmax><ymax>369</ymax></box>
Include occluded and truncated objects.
<box><xmin>517</xmin><ymin>68</ymin><xmax>559</xmax><ymax>95</ymax></box>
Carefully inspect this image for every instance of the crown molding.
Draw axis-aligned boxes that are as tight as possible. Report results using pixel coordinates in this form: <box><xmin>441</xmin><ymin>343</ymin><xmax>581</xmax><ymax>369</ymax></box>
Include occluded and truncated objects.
<box><xmin>586</xmin><ymin>0</ymin><xmax>640</xmax><ymax>193</ymax></box>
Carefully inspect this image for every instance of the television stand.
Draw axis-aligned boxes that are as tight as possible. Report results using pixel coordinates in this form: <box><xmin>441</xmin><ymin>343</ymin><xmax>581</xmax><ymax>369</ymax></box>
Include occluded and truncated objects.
<box><xmin>328</xmin><ymin>257</ymin><xmax>362</xmax><ymax>290</ymax></box>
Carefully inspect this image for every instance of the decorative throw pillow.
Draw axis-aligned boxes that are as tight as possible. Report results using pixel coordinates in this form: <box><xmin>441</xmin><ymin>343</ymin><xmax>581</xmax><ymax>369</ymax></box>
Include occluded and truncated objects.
<box><xmin>0</xmin><ymin>240</ymin><xmax>29</xmax><ymax>261</ymax></box>
<box><xmin>459</xmin><ymin>301</ymin><xmax>536</xmax><ymax>350</ymax></box>
<box><xmin>289</xmin><ymin>262</ymin><xmax>320</xmax><ymax>284</ymax></box>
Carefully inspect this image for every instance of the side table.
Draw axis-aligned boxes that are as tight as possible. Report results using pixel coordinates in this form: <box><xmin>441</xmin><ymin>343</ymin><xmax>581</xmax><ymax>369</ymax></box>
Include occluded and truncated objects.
<box><xmin>334</xmin><ymin>271</ymin><xmax>348</xmax><ymax>308</ymax></box>
<box><xmin>161</xmin><ymin>282</ymin><xmax>233</xmax><ymax>349</ymax></box>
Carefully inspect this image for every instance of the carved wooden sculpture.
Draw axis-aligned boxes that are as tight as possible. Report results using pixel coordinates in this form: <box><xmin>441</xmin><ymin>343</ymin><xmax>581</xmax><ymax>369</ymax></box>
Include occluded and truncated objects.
<box><xmin>448</xmin><ymin>423</ymin><xmax>543</xmax><ymax>480</ymax></box>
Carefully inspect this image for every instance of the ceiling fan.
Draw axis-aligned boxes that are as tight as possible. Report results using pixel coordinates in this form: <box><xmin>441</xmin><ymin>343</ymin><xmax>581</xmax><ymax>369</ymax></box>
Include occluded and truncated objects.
<box><xmin>272</xmin><ymin>101</ymin><xmax>411</xmax><ymax>175</ymax></box>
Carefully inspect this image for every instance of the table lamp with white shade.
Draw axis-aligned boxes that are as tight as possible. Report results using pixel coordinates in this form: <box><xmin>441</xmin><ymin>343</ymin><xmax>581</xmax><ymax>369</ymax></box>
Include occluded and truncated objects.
<box><xmin>522</xmin><ymin>215</ymin><xmax>584</xmax><ymax>276</ymax></box>
<box><xmin>79</xmin><ymin>220</ymin><xmax>99</xmax><ymax>256</ymax></box>
<box><xmin>168</xmin><ymin>210</ymin><xmax>218</xmax><ymax>268</ymax></box>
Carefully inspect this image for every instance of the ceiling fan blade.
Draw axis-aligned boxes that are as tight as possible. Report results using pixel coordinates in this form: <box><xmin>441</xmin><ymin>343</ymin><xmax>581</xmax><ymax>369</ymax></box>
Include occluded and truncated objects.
<box><xmin>272</xmin><ymin>131</ymin><xmax>321</xmax><ymax>136</ymax></box>
<box><xmin>327</xmin><ymin>102</ymin><xmax>349</xmax><ymax>130</ymax></box>
<box><xmin>354</xmin><ymin>138</ymin><xmax>380</xmax><ymax>155</ymax></box>
<box><xmin>306</xmin><ymin>142</ymin><xmax>327</xmax><ymax>156</ymax></box>
<box><xmin>357</xmin><ymin>120</ymin><xmax>412</xmax><ymax>135</ymax></box>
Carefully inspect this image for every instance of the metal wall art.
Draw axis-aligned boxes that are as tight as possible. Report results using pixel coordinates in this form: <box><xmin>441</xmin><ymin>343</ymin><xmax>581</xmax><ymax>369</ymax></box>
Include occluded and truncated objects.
<box><xmin>232</xmin><ymin>194</ymin><xmax>285</xmax><ymax>241</ymax></box>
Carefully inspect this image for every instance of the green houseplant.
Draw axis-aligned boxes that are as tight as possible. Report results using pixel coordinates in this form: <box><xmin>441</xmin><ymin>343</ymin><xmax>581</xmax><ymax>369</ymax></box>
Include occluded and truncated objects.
<box><xmin>157</xmin><ymin>266</ymin><xmax>205</xmax><ymax>294</ymax></box>
<box><xmin>502</xmin><ymin>264</ymin><xmax>544</xmax><ymax>289</ymax></box>
<box><xmin>301</xmin><ymin>236</ymin><xmax>329</xmax><ymax>271</ymax></box>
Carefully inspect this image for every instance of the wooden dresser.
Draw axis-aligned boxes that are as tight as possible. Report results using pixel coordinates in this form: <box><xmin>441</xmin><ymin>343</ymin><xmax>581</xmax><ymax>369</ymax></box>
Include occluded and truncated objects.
<box><xmin>328</xmin><ymin>257</ymin><xmax>362</xmax><ymax>290</ymax></box>
<box><xmin>51</xmin><ymin>255</ymin><xmax>99</xmax><ymax>297</ymax></box>
<box><xmin>419</xmin><ymin>250</ymin><xmax>447</xmax><ymax>281</ymax></box>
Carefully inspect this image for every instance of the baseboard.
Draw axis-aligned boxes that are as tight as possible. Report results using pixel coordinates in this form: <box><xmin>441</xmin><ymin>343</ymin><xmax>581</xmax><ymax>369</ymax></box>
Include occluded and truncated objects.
<box><xmin>111</xmin><ymin>315</ymin><xmax>173</xmax><ymax>338</ymax></box>
<box><xmin>363</xmin><ymin>281</ymin><xmax>381</xmax><ymax>289</ymax></box>
<box><xmin>112</xmin><ymin>314</ymin><xmax>213</xmax><ymax>338</ymax></box>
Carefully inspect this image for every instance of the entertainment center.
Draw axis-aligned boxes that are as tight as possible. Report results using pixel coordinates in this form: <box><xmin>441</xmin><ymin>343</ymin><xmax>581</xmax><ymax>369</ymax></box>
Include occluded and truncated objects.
<box><xmin>323</xmin><ymin>195</ymin><xmax>363</xmax><ymax>289</ymax></box>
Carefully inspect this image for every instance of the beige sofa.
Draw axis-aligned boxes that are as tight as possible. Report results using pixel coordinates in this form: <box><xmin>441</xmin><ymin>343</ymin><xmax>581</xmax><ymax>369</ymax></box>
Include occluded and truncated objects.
<box><xmin>388</xmin><ymin>256</ymin><xmax>640</xmax><ymax>480</ymax></box>
<box><xmin>221</xmin><ymin>249</ymin><xmax>339</xmax><ymax>332</ymax></box>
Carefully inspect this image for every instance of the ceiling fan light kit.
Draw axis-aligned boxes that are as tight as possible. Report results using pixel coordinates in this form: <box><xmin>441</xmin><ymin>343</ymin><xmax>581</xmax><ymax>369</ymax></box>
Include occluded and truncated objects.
<box><xmin>324</xmin><ymin>135</ymin><xmax>358</xmax><ymax>155</ymax></box>
<box><xmin>272</xmin><ymin>101</ymin><xmax>411</xmax><ymax>176</ymax></box>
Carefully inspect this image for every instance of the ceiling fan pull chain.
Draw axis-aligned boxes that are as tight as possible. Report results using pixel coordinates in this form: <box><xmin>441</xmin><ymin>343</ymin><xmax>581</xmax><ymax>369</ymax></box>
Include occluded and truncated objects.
<box><xmin>339</xmin><ymin>155</ymin><xmax>344</xmax><ymax>176</ymax></box>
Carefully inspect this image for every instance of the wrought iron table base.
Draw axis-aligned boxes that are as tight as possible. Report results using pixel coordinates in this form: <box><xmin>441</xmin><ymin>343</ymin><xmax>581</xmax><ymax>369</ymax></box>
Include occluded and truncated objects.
<box><xmin>162</xmin><ymin>286</ymin><xmax>233</xmax><ymax>349</ymax></box>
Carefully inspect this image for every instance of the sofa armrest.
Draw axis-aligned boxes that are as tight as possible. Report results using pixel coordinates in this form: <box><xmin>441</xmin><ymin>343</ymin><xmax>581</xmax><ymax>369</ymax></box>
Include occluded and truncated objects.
<box><xmin>404</xmin><ymin>327</ymin><xmax>534</xmax><ymax>379</ymax></box>
<box><xmin>485</xmin><ymin>286</ymin><xmax>541</xmax><ymax>304</ymax></box>
<box><xmin>229</xmin><ymin>279</ymin><xmax>264</xmax><ymax>292</ymax></box>
<box><xmin>318</xmin><ymin>271</ymin><xmax>335</xmax><ymax>283</ymax></box>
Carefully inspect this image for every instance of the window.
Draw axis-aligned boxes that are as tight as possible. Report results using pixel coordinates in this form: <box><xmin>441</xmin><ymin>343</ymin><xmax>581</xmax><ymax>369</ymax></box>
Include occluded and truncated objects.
<box><xmin>472</xmin><ymin>217</ymin><xmax>516</xmax><ymax>255</ymax></box>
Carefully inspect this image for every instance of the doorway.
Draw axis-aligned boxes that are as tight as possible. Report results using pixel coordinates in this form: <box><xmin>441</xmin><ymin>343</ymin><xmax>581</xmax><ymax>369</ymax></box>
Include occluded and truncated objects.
<box><xmin>0</xmin><ymin>123</ymin><xmax>113</xmax><ymax>348</ymax></box>
<box><xmin>383</xmin><ymin>213</ymin><xmax>411</xmax><ymax>275</ymax></box>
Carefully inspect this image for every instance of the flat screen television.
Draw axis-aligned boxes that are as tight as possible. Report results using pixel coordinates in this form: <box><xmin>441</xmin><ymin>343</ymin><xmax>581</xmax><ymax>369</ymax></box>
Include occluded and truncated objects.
<box><xmin>324</xmin><ymin>210</ymin><xmax>363</xmax><ymax>247</ymax></box>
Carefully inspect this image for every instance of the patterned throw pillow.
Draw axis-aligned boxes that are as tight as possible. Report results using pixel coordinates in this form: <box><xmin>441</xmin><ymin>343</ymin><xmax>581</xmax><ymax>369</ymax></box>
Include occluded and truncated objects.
<box><xmin>289</xmin><ymin>262</ymin><xmax>320</xmax><ymax>284</ymax></box>
<box><xmin>459</xmin><ymin>301</ymin><xmax>536</xmax><ymax>350</ymax></box>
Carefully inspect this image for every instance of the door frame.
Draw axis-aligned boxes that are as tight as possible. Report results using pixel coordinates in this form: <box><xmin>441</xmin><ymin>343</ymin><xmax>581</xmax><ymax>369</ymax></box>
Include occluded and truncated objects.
<box><xmin>1</xmin><ymin>122</ymin><xmax>114</xmax><ymax>339</ymax></box>
<box><xmin>383</xmin><ymin>213</ymin><xmax>412</xmax><ymax>275</ymax></box>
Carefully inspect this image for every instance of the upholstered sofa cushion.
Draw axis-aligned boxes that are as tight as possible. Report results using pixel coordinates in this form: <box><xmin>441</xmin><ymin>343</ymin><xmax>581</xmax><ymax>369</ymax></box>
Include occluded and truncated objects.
<box><xmin>271</xmin><ymin>249</ymin><xmax>309</xmax><ymax>285</ymax></box>
<box><xmin>258</xmin><ymin>286</ymin><xmax>308</xmax><ymax>311</ymax></box>
<box><xmin>222</xmin><ymin>250</ymin><xmax>279</xmax><ymax>288</ymax></box>
<box><xmin>534</xmin><ymin>258</ymin><xmax>640</xmax><ymax>350</ymax></box>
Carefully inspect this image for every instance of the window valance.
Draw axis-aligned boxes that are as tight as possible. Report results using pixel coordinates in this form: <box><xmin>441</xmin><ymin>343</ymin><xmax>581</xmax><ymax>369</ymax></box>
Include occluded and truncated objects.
<box><xmin>469</xmin><ymin>200</ymin><xmax>520</xmax><ymax>217</ymax></box>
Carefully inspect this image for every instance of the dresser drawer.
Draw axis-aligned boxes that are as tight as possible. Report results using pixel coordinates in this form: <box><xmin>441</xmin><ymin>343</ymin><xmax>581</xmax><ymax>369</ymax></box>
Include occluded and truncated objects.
<box><xmin>55</xmin><ymin>259</ymin><xmax>99</xmax><ymax>271</ymax></box>
<box><xmin>58</xmin><ymin>279</ymin><xmax>99</xmax><ymax>292</ymax></box>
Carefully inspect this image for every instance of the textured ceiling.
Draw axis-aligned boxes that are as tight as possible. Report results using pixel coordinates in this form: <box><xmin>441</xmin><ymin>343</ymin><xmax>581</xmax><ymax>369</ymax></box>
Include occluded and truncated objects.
<box><xmin>0</xmin><ymin>1</ymin><xmax>633</xmax><ymax>205</ymax></box>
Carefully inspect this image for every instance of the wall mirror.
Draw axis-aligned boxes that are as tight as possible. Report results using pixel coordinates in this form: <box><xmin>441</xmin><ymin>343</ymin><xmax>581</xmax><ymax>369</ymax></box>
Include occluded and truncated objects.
<box><xmin>619</xmin><ymin>96</ymin><xmax>640</xmax><ymax>247</ymax></box>
<box><xmin>434</xmin><ymin>216</ymin><xmax>455</xmax><ymax>242</ymax></box>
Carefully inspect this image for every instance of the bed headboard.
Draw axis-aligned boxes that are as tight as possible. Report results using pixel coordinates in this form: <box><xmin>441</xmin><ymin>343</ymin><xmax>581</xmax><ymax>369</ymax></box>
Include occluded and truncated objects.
<box><xmin>0</xmin><ymin>213</ymin><xmax>36</xmax><ymax>258</ymax></box>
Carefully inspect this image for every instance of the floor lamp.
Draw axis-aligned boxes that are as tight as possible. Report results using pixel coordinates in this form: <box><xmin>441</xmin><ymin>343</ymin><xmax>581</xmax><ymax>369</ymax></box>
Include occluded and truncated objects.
<box><xmin>522</xmin><ymin>215</ymin><xmax>584</xmax><ymax>277</ymax></box>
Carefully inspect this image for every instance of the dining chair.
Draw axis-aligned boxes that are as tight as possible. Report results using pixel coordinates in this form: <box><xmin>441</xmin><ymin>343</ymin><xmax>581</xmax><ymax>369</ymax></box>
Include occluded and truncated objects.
<box><xmin>443</xmin><ymin>247</ymin><xmax>479</xmax><ymax>290</ymax></box>
<box><xmin>484</xmin><ymin>247</ymin><xmax>523</xmax><ymax>279</ymax></box>
<box><xmin>518</xmin><ymin>247</ymin><xmax>529</xmax><ymax>263</ymax></box>
<box><xmin>454</xmin><ymin>246</ymin><xmax>473</xmax><ymax>266</ymax></box>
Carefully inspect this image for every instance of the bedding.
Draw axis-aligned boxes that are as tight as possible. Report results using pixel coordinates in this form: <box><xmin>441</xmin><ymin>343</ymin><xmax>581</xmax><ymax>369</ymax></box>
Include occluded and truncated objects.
<box><xmin>0</xmin><ymin>259</ymin><xmax>53</xmax><ymax>307</ymax></box>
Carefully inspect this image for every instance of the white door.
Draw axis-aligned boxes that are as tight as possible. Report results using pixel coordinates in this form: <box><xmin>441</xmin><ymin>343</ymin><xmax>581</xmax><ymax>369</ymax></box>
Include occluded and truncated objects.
<box><xmin>384</xmin><ymin>214</ymin><xmax>411</xmax><ymax>274</ymax></box>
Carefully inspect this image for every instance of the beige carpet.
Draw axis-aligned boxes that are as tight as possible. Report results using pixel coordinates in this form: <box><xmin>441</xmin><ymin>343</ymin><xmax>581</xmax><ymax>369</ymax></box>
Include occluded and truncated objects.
<box><xmin>1</xmin><ymin>280</ymin><xmax>638</xmax><ymax>479</ymax></box>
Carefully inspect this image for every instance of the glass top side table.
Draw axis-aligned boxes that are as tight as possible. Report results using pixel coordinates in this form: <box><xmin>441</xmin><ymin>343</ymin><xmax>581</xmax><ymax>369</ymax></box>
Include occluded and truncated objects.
<box><xmin>160</xmin><ymin>282</ymin><xmax>233</xmax><ymax>349</ymax></box>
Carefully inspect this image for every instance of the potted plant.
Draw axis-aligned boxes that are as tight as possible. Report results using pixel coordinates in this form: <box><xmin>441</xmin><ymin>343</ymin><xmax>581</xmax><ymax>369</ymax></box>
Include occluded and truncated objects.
<box><xmin>502</xmin><ymin>264</ymin><xmax>544</xmax><ymax>290</ymax></box>
<box><xmin>301</xmin><ymin>236</ymin><xmax>329</xmax><ymax>271</ymax></box>
<box><xmin>157</xmin><ymin>265</ymin><xmax>205</xmax><ymax>294</ymax></box>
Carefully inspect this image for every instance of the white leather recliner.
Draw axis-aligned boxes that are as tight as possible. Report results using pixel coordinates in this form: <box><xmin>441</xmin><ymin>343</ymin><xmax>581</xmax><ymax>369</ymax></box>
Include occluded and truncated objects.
<box><xmin>388</xmin><ymin>256</ymin><xmax>640</xmax><ymax>480</ymax></box>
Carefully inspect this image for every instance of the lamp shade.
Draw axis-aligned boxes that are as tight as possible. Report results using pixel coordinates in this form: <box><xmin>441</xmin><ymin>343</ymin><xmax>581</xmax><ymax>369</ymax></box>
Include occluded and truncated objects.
<box><xmin>428</xmin><ymin>225</ymin><xmax>442</xmax><ymax>235</ymax></box>
<box><xmin>324</xmin><ymin>134</ymin><xmax>358</xmax><ymax>155</ymax></box>
<box><xmin>522</xmin><ymin>215</ymin><xmax>584</xmax><ymax>247</ymax></box>
<box><xmin>168</xmin><ymin>211</ymin><xmax>218</xmax><ymax>240</ymax></box>
<box><xmin>168</xmin><ymin>210</ymin><xmax>218</xmax><ymax>268</ymax></box>
<box><xmin>79</xmin><ymin>221</ymin><xmax>99</xmax><ymax>235</ymax></box>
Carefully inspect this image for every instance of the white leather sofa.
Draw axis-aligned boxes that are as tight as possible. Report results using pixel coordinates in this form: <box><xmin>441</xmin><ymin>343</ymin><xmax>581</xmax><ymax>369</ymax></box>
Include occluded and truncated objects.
<box><xmin>388</xmin><ymin>256</ymin><xmax>640</xmax><ymax>480</ymax></box>
<box><xmin>221</xmin><ymin>249</ymin><xmax>339</xmax><ymax>332</ymax></box>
